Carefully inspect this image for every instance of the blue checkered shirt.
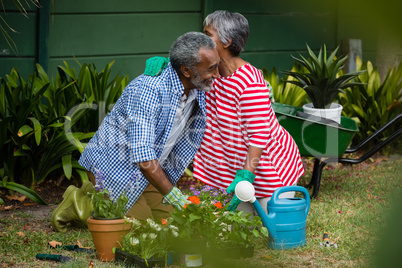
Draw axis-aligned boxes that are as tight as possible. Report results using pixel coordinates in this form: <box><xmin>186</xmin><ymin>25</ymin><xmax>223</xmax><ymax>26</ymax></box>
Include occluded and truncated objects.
<box><xmin>79</xmin><ymin>63</ymin><xmax>206</xmax><ymax>210</ymax></box>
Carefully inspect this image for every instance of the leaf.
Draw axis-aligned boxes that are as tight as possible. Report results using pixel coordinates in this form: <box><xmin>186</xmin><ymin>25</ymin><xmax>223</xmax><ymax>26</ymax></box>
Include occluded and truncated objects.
<box><xmin>62</xmin><ymin>155</ymin><xmax>72</xmax><ymax>180</ymax></box>
<box><xmin>28</xmin><ymin>117</ymin><xmax>42</xmax><ymax>145</ymax></box>
<box><xmin>16</xmin><ymin>232</ymin><xmax>26</xmax><ymax>237</ymax></box>
<box><xmin>6</xmin><ymin>194</ymin><xmax>27</xmax><ymax>202</ymax></box>
<box><xmin>17</xmin><ymin>125</ymin><xmax>33</xmax><ymax>137</ymax></box>
<box><xmin>3</xmin><ymin>182</ymin><xmax>47</xmax><ymax>205</ymax></box>
<box><xmin>48</xmin><ymin>240</ymin><xmax>63</xmax><ymax>248</ymax></box>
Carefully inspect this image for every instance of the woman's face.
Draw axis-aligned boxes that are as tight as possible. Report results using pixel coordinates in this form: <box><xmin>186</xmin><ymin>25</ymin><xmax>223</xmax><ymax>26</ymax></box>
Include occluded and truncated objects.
<box><xmin>203</xmin><ymin>25</ymin><xmax>225</xmax><ymax>57</ymax></box>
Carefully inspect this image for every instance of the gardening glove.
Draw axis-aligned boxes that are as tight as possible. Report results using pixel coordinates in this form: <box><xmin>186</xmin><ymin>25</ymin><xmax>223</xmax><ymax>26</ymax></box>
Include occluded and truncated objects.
<box><xmin>226</xmin><ymin>170</ymin><xmax>256</xmax><ymax>211</ymax></box>
<box><xmin>162</xmin><ymin>186</ymin><xmax>190</xmax><ymax>210</ymax></box>
<box><xmin>144</xmin><ymin>56</ymin><xmax>169</xmax><ymax>76</ymax></box>
<box><xmin>226</xmin><ymin>169</ymin><xmax>256</xmax><ymax>194</ymax></box>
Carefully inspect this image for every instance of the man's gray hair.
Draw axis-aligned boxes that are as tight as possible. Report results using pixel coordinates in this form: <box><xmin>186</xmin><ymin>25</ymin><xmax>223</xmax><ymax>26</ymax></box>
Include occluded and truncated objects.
<box><xmin>170</xmin><ymin>32</ymin><xmax>216</xmax><ymax>73</ymax></box>
<box><xmin>204</xmin><ymin>10</ymin><xmax>249</xmax><ymax>56</ymax></box>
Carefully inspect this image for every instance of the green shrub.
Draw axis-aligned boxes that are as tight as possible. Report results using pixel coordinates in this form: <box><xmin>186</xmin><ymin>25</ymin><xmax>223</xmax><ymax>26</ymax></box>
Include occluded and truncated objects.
<box><xmin>0</xmin><ymin>61</ymin><xmax>128</xmax><ymax>201</ymax></box>
<box><xmin>339</xmin><ymin>57</ymin><xmax>401</xmax><ymax>151</ymax></box>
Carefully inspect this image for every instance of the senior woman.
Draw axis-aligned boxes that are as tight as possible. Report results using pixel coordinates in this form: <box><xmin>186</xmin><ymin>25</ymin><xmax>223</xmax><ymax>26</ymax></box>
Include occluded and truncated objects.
<box><xmin>191</xmin><ymin>10</ymin><xmax>305</xmax><ymax>214</ymax></box>
<box><xmin>146</xmin><ymin>10</ymin><xmax>305</xmax><ymax>215</ymax></box>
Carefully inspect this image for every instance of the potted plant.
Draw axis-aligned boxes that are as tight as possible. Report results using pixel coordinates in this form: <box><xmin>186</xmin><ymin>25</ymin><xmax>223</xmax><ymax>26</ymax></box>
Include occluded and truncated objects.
<box><xmin>86</xmin><ymin>169</ymin><xmax>132</xmax><ymax>262</ymax></box>
<box><xmin>282</xmin><ymin>44</ymin><xmax>365</xmax><ymax>123</ymax></box>
<box><xmin>211</xmin><ymin>210</ymin><xmax>268</xmax><ymax>258</ymax></box>
<box><xmin>169</xmin><ymin>195</ymin><xmax>225</xmax><ymax>267</ymax></box>
<box><xmin>170</xmin><ymin>189</ymin><xmax>268</xmax><ymax>266</ymax></box>
<box><xmin>116</xmin><ymin>217</ymin><xmax>177</xmax><ymax>267</ymax></box>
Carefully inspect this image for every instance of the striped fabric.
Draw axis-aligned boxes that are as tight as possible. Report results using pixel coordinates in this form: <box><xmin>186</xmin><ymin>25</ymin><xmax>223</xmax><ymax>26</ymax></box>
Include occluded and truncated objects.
<box><xmin>193</xmin><ymin>63</ymin><xmax>304</xmax><ymax>197</ymax></box>
<box><xmin>79</xmin><ymin>63</ymin><xmax>207</xmax><ymax>210</ymax></box>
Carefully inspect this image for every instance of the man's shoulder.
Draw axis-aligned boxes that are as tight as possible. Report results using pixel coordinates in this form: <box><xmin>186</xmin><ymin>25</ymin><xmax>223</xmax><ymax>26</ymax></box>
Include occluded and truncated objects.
<box><xmin>133</xmin><ymin>64</ymin><xmax>176</xmax><ymax>90</ymax></box>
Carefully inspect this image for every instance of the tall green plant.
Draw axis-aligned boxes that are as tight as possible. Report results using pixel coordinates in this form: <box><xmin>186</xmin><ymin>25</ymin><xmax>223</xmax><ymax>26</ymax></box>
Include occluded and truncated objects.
<box><xmin>283</xmin><ymin>44</ymin><xmax>365</xmax><ymax>108</ymax></box>
<box><xmin>339</xmin><ymin>57</ymin><xmax>402</xmax><ymax>148</ymax></box>
<box><xmin>0</xmin><ymin>61</ymin><xmax>129</xmax><ymax>200</ymax></box>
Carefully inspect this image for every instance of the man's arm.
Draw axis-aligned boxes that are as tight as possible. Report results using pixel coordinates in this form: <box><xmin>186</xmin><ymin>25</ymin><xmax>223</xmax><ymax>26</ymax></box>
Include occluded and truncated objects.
<box><xmin>138</xmin><ymin>159</ymin><xmax>172</xmax><ymax>195</ymax></box>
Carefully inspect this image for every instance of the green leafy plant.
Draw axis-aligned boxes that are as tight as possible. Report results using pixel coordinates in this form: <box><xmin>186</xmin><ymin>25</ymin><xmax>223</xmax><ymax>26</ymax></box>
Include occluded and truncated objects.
<box><xmin>214</xmin><ymin>210</ymin><xmax>268</xmax><ymax>249</ymax></box>
<box><xmin>89</xmin><ymin>169</ymin><xmax>131</xmax><ymax>219</ymax></box>
<box><xmin>121</xmin><ymin>217</ymin><xmax>178</xmax><ymax>266</ymax></box>
<box><xmin>170</xmin><ymin>195</ymin><xmax>224</xmax><ymax>242</ymax></box>
<box><xmin>282</xmin><ymin>44</ymin><xmax>365</xmax><ymax>108</ymax></box>
<box><xmin>170</xmin><ymin>193</ymin><xmax>268</xmax><ymax>250</ymax></box>
<box><xmin>339</xmin><ymin>58</ymin><xmax>402</xmax><ymax>149</ymax></box>
<box><xmin>262</xmin><ymin>65</ymin><xmax>308</xmax><ymax>107</ymax></box>
<box><xmin>0</xmin><ymin>61</ymin><xmax>128</xmax><ymax>196</ymax></box>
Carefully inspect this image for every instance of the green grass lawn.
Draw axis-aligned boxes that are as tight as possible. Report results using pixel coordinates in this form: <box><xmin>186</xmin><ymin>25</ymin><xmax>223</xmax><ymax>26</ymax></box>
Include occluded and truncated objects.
<box><xmin>0</xmin><ymin>156</ymin><xmax>401</xmax><ymax>267</ymax></box>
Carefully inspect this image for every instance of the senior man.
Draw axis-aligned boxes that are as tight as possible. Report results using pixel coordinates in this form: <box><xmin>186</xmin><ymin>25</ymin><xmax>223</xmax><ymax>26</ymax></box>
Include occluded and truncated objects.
<box><xmin>51</xmin><ymin>32</ymin><xmax>220</xmax><ymax>232</ymax></box>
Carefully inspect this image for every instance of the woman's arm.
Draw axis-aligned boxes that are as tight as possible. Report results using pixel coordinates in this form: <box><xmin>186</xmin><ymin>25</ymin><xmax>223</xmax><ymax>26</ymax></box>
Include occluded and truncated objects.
<box><xmin>243</xmin><ymin>145</ymin><xmax>264</xmax><ymax>173</ymax></box>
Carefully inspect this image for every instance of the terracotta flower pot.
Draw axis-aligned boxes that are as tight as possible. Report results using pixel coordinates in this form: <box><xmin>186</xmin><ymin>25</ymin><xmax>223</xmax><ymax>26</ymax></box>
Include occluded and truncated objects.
<box><xmin>87</xmin><ymin>216</ymin><xmax>131</xmax><ymax>262</ymax></box>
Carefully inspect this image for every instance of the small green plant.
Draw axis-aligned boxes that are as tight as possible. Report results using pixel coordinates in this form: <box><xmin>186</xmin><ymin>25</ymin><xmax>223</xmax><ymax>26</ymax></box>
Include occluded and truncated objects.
<box><xmin>282</xmin><ymin>44</ymin><xmax>365</xmax><ymax>109</ymax></box>
<box><xmin>121</xmin><ymin>217</ymin><xmax>178</xmax><ymax>265</ymax></box>
<box><xmin>88</xmin><ymin>169</ymin><xmax>131</xmax><ymax>219</ymax></box>
<box><xmin>170</xmin><ymin>195</ymin><xmax>223</xmax><ymax>242</ymax></box>
<box><xmin>214</xmin><ymin>210</ymin><xmax>268</xmax><ymax>249</ymax></box>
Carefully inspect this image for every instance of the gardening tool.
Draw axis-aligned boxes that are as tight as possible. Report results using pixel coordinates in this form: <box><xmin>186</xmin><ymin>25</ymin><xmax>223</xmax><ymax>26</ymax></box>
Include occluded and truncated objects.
<box><xmin>319</xmin><ymin>232</ymin><xmax>339</xmax><ymax>249</ymax></box>
<box><xmin>35</xmin><ymin>254</ymin><xmax>75</xmax><ymax>263</ymax></box>
<box><xmin>235</xmin><ymin>181</ymin><xmax>310</xmax><ymax>249</ymax></box>
<box><xmin>54</xmin><ymin>244</ymin><xmax>95</xmax><ymax>254</ymax></box>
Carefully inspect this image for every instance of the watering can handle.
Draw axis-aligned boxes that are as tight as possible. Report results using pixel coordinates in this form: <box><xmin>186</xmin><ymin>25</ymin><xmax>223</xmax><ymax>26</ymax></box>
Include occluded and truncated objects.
<box><xmin>271</xmin><ymin>186</ymin><xmax>310</xmax><ymax>215</ymax></box>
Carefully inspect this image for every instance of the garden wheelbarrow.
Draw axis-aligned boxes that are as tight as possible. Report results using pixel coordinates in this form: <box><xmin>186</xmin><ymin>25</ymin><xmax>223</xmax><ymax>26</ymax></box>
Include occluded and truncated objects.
<box><xmin>272</xmin><ymin>102</ymin><xmax>402</xmax><ymax>198</ymax></box>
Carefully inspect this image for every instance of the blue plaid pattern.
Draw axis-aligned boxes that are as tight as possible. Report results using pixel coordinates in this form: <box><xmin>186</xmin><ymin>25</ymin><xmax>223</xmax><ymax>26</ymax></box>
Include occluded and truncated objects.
<box><xmin>79</xmin><ymin>63</ymin><xmax>206</xmax><ymax>210</ymax></box>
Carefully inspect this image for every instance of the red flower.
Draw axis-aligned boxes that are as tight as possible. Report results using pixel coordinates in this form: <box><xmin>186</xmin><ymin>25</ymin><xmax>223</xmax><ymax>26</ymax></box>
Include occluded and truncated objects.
<box><xmin>161</xmin><ymin>218</ymin><xmax>167</xmax><ymax>225</ymax></box>
<box><xmin>188</xmin><ymin>196</ymin><xmax>200</xmax><ymax>205</ymax></box>
<box><xmin>214</xmin><ymin>202</ymin><xmax>223</xmax><ymax>209</ymax></box>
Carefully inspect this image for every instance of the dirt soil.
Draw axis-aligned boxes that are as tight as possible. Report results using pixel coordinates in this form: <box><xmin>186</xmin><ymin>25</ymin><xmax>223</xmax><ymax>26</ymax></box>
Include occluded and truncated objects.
<box><xmin>0</xmin><ymin>177</ymin><xmax>82</xmax><ymax>233</ymax></box>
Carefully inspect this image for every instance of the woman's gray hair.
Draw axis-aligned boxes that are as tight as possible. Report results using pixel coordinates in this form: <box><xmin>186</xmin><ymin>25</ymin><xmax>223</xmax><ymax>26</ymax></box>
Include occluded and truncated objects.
<box><xmin>204</xmin><ymin>10</ymin><xmax>249</xmax><ymax>56</ymax></box>
<box><xmin>170</xmin><ymin>32</ymin><xmax>216</xmax><ymax>73</ymax></box>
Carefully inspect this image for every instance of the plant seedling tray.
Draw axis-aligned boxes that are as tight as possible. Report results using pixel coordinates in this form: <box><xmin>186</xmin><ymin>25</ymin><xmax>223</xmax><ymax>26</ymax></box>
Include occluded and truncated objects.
<box><xmin>115</xmin><ymin>248</ymin><xmax>171</xmax><ymax>268</ymax></box>
<box><xmin>272</xmin><ymin>102</ymin><xmax>358</xmax><ymax>158</ymax></box>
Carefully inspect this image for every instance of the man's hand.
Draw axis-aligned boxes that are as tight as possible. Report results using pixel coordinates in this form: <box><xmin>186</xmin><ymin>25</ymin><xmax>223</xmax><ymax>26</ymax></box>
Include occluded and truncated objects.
<box><xmin>162</xmin><ymin>187</ymin><xmax>190</xmax><ymax>210</ymax></box>
<box><xmin>226</xmin><ymin>169</ymin><xmax>256</xmax><ymax>211</ymax></box>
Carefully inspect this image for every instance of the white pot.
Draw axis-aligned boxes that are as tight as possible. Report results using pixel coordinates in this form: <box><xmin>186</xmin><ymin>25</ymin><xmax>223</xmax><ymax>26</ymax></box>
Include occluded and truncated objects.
<box><xmin>302</xmin><ymin>103</ymin><xmax>343</xmax><ymax>124</ymax></box>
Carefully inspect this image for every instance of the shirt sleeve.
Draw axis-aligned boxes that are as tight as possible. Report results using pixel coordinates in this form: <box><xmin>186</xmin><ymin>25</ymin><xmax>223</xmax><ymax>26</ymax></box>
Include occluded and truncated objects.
<box><xmin>126</xmin><ymin>82</ymin><xmax>159</xmax><ymax>163</ymax></box>
<box><xmin>239</xmin><ymin>82</ymin><xmax>272</xmax><ymax>148</ymax></box>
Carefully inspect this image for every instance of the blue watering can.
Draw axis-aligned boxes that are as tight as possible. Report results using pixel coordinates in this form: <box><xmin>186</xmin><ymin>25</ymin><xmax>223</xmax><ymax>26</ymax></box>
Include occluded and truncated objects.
<box><xmin>235</xmin><ymin>181</ymin><xmax>310</xmax><ymax>249</ymax></box>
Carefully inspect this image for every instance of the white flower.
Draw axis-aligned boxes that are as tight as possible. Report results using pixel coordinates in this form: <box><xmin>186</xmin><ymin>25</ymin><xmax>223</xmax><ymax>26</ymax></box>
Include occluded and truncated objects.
<box><xmin>149</xmin><ymin>233</ymin><xmax>157</xmax><ymax>239</ymax></box>
<box><xmin>142</xmin><ymin>233</ymin><xmax>148</xmax><ymax>239</ymax></box>
<box><xmin>169</xmin><ymin>225</ymin><xmax>179</xmax><ymax>231</ymax></box>
<box><xmin>131</xmin><ymin>218</ymin><xmax>141</xmax><ymax>227</ymax></box>
<box><xmin>172</xmin><ymin>230</ymin><xmax>178</xmax><ymax>237</ymax></box>
<box><xmin>147</xmin><ymin>219</ymin><xmax>161</xmax><ymax>231</ymax></box>
<box><xmin>130</xmin><ymin>237</ymin><xmax>139</xmax><ymax>245</ymax></box>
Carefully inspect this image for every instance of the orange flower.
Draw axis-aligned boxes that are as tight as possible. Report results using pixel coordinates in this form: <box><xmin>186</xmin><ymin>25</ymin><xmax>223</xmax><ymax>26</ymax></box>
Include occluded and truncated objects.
<box><xmin>161</xmin><ymin>218</ymin><xmax>167</xmax><ymax>225</ymax></box>
<box><xmin>188</xmin><ymin>196</ymin><xmax>200</xmax><ymax>205</ymax></box>
<box><xmin>214</xmin><ymin>202</ymin><xmax>223</xmax><ymax>209</ymax></box>
<box><xmin>183</xmin><ymin>204</ymin><xmax>187</xmax><ymax>209</ymax></box>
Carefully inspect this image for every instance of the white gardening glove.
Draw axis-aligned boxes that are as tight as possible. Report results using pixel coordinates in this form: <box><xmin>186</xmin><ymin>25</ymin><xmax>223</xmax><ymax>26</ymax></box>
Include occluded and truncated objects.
<box><xmin>162</xmin><ymin>187</ymin><xmax>190</xmax><ymax>210</ymax></box>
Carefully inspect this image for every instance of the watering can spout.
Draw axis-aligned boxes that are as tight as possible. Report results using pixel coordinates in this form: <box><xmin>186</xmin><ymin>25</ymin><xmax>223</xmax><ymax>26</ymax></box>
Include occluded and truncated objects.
<box><xmin>234</xmin><ymin>181</ymin><xmax>274</xmax><ymax>234</ymax></box>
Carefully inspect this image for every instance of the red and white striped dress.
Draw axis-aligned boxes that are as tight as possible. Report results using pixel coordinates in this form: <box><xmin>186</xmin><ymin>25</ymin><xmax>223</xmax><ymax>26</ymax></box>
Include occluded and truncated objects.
<box><xmin>193</xmin><ymin>63</ymin><xmax>305</xmax><ymax>197</ymax></box>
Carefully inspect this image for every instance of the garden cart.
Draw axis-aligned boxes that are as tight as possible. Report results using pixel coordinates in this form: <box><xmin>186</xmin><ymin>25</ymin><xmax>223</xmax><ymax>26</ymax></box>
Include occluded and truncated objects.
<box><xmin>272</xmin><ymin>103</ymin><xmax>402</xmax><ymax>198</ymax></box>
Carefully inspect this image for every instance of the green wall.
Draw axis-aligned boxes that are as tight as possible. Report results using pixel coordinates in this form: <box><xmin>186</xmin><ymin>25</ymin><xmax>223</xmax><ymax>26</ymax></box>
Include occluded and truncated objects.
<box><xmin>1</xmin><ymin>0</ymin><xmax>400</xmax><ymax>80</ymax></box>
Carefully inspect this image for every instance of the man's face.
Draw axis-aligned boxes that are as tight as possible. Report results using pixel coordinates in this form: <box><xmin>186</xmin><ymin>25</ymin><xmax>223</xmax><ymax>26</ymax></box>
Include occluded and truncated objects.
<box><xmin>190</xmin><ymin>47</ymin><xmax>220</xmax><ymax>92</ymax></box>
